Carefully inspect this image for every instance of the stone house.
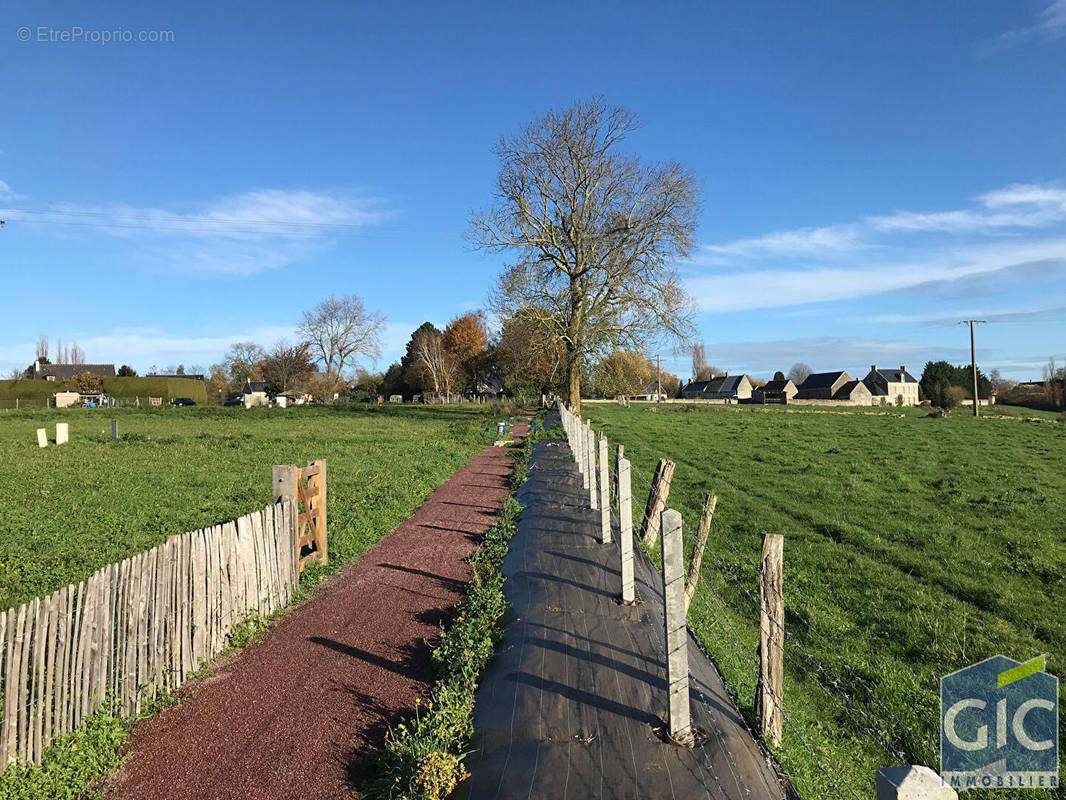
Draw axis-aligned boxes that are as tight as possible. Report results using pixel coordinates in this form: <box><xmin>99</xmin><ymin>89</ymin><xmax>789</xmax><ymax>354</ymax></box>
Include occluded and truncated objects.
<box><xmin>862</xmin><ymin>365</ymin><xmax>920</xmax><ymax>406</ymax></box>
<box><xmin>833</xmin><ymin>379</ymin><xmax>873</xmax><ymax>405</ymax></box>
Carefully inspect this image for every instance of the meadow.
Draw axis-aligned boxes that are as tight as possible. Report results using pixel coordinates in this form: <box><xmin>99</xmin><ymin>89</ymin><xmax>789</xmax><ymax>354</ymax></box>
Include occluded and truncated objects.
<box><xmin>584</xmin><ymin>402</ymin><xmax>1065</xmax><ymax>799</ymax></box>
<box><xmin>0</xmin><ymin>404</ymin><xmax>499</xmax><ymax>610</ymax></box>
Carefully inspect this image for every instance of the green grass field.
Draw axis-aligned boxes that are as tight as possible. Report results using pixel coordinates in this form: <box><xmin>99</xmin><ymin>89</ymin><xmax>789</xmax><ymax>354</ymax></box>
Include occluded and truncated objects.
<box><xmin>584</xmin><ymin>402</ymin><xmax>1065</xmax><ymax>799</ymax></box>
<box><xmin>0</xmin><ymin>404</ymin><xmax>501</xmax><ymax>610</ymax></box>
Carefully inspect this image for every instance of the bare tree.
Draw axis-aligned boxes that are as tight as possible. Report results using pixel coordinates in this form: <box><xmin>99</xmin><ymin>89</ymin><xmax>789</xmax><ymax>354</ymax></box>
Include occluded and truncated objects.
<box><xmin>298</xmin><ymin>294</ymin><xmax>385</xmax><ymax>378</ymax></box>
<box><xmin>410</xmin><ymin>326</ymin><xmax>455</xmax><ymax>398</ymax></box>
<box><xmin>69</xmin><ymin>342</ymin><xmax>85</xmax><ymax>364</ymax></box>
<box><xmin>788</xmin><ymin>362</ymin><xmax>812</xmax><ymax>385</ymax></box>
<box><xmin>223</xmin><ymin>342</ymin><xmax>266</xmax><ymax>389</ymax></box>
<box><xmin>35</xmin><ymin>335</ymin><xmax>49</xmax><ymax>361</ymax></box>
<box><xmin>260</xmin><ymin>341</ymin><xmax>316</xmax><ymax>395</ymax></box>
<box><xmin>469</xmin><ymin>99</ymin><xmax>699</xmax><ymax>412</ymax></box>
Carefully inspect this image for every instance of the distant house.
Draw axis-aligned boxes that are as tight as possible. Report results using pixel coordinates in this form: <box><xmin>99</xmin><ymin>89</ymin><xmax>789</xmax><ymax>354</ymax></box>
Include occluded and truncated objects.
<box><xmin>753</xmin><ymin>378</ymin><xmax>797</xmax><ymax>404</ymax></box>
<box><xmin>795</xmin><ymin>371</ymin><xmax>851</xmax><ymax>400</ymax></box>
<box><xmin>833</xmin><ymin>379</ymin><xmax>873</xmax><ymax>405</ymax></box>
<box><xmin>631</xmin><ymin>382</ymin><xmax>668</xmax><ymax>401</ymax></box>
<box><xmin>239</xmin><ymin>381</ymin><xmax>270</xmax><ymax>407</ymax></box>
<box><xmin>862</xmin><ymin>365</ymin><xmax>920</xmax><ymax>406</ymax></box>
<box><xmin>680</xmin><ymin>373</ymin><xmax>753</xmax><ymax>402</ymax></box>
<box><xmin>33</xmin><ymin>361</ymin><xmax>116</xmax><ymax>381</ymax></box>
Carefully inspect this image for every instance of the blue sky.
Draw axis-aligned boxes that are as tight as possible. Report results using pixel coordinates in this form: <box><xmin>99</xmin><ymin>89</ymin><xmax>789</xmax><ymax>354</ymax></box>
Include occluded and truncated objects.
<box><xmin>2</xmin><ymin>0</ymin><xmax>1065</xmax><ymax>381</ymax></box>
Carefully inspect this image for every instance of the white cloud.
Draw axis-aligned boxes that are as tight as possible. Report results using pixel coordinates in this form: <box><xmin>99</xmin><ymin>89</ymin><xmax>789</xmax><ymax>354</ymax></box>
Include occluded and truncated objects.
<box><xmin>691</xmin><ymin>183</ymin><xmax>1066</xmax><ymax>312</ymax></box>
<box><xmin>995</xmin><ymin>0</ymin><xmax>1066</xmax><ymax>48</ymax></box>
<box><xmin>690</xmin><ymin>237</ymin><xmax>1066</xmax><ymax>312</ymax></box>
<box><xmin>869</xmin><ymin>183</ymin><xmax>1066</xmax><ymax>233</ymax></box>
<box><xmin>0</xmin><ymin>180</ymin><xmax>25</xmax><ymax>201</ymax></box>
<box><xmin>0</xmin><ymin>188</ymin><xmax>392</xmax><ymax>275</ymax></box>
<box><xmin>701</xmin><ymin>225</ymin><xmax>859</xmax><ymax>260</ymax></box>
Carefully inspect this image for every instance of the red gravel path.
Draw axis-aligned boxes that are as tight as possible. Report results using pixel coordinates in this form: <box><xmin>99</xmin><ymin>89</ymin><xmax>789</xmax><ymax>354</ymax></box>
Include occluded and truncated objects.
<box><xmin>105</xmin><ymin>430</ymin><xmax>528</xmax><ymax>800</ymax></box>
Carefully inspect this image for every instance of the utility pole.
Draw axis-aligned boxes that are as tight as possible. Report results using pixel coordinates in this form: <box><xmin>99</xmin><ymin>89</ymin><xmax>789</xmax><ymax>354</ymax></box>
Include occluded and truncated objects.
<box><xmin>657</xmin><ymin>354</ymin><xmax>661</xmax><ymax>403</ymax></box>
<box><xmin>960</xmin><ymin>320</ymin><xmax>986</xmax><ymax>417</ymax></box>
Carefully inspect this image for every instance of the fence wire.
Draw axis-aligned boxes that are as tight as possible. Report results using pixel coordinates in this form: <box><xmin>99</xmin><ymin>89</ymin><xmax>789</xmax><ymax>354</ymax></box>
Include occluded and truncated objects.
<box><xmin>555</xmin><ymin>406</ymin><xmax>910</xmax><ymax>798</ymax></box>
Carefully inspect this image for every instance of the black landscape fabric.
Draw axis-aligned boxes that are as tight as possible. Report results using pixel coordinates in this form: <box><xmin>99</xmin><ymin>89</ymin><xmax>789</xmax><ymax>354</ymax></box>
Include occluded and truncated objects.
<box><xmin>458</xmin><ymin>418</ymin><xmax>786</xmax><ymax>799</ymax></box>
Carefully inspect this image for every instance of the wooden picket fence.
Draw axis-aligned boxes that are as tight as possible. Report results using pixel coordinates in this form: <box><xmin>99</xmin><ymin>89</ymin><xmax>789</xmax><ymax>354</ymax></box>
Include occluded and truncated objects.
<box><xmin>0</xmin><ymin>499</ymin><xmax>301</xmax><ymax>769</ymax></box>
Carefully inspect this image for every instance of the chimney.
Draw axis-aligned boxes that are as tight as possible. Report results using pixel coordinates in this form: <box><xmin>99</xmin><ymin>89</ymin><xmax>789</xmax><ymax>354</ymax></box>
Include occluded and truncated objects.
<box><xmin>725</xmin><ymin>370</ymin><xmax>730</xmax><ymax>377</ymax></box>
<box><xmin>34</xmin><ymin>360</ymin><xmax>39</xmax><ymax>376</ymax></box>
<box><xmin>871</xmin><ymin>364</ymin><xmax>877</xmax><ymax>373</ymax></box>
<box><xmin>899</xmin><ymin>365</ymin><xmax>906</xmax><ymax>374</ymax></box>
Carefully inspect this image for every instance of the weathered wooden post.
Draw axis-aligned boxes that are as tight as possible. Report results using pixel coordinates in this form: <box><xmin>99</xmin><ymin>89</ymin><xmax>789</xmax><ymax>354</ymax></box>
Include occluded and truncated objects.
<box><xmin>272</xmin><ymin>464</ymin><xmax>298</xmax><ymax>505</ymax></box>
<box><xmin>756</xmin><ymin>533</ymin><xmax>784</xmax><ymax>747</ymax></box>
<box><xmin>598</xmin><ymin>433</ymin><xmax>611</xmax><ymax>543</ymax></box>
<box><xmin>272</xmin><ymin>464</ymin><xmax>299</xmax><ymax>564</ymax></box>
<box><xmin>684</xmin><ymin>494</ymin><xmax>718</xmax><ymax>613</ymax></box>
<box><xmin>661</xmin><ymin>507</ymin><xmax>693</xmax><ymax>744</ymax></box>
<box><xmin>614</xmin><ymin>443</ymin><xmax>624</xmax><ymax>507</ymax></box>
<box><xmin>587</xmin><ymin>423</ymin><xmax>598</xmax><ymax>510</ymax></box>
<box><xmin>618</xmin><ymin>457</ymin><xmax>635</xmax><ymax>603</ymax></box>
<box><xmin>640</xmin><ymin>458</ymin><xmax>675</xmax><ymax>547</ymax></box>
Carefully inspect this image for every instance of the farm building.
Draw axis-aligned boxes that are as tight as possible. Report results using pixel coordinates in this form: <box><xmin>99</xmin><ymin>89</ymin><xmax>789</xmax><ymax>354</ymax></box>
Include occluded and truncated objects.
<box><xmin>680</xmin><ymin>373</ymin><xmax>753</xmax><ymax>402</ymax></box>
<box><xmin>862</xmin><ymin>365</ymin><xmax>920</xmax><ymax>406</ymax></box>
<box><xmin>794</xmin><ymin>371</ymin><xmax>851</xmax><ymax>400</ymax></box>
<box><xmin>753</xmin><ymin>378</ymin><xmax>797</xmax><ymax>404</ymax></box>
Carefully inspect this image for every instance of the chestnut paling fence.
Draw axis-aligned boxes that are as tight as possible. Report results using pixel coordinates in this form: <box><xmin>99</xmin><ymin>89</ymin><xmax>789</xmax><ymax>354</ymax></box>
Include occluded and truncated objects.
<box><xmin>0</xmin><ymin>459</ymin><xmax>327</xmax><ymax>771</ymax></box>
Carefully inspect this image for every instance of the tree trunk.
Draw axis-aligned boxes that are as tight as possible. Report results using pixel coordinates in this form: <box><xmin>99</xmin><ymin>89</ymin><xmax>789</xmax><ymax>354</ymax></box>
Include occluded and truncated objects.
<box><xmin>568</xmin><ymin>353</ymin><xmax>582</xmax><ymax>413</ymax></box>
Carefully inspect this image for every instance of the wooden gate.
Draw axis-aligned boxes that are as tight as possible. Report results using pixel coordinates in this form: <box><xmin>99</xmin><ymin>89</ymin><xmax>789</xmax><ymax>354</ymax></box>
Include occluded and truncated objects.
<box><xmin>272</xmin><ymin>460</ymin><xmax>327</xmax><ymax>572</ymax></box>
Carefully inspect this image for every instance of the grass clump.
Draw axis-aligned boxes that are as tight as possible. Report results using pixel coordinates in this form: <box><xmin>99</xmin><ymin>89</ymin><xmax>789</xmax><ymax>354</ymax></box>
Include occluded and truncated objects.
<box><xmin>368</xmin><ymin>437</ymin><xmax>530</xmax><ymax>800</ymax></box>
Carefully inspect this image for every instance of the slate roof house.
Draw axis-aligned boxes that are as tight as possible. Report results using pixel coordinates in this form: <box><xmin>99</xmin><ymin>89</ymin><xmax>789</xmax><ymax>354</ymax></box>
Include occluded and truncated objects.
<box><xmin>33</xmin><ymin>361</ymin><xmax>116</xmax><ymax>381</ymax></box>
<box><xmin>753</xmin><ymin>378</ymin><xmax>797</xmax><ymax>404</ymax></box>
<box><xmin>680</xmin><ymin>373</ymin><xmax>753</xmax><ymax>402</ymax></box>
<box><xmin>794</xmin><ymin>371</ymin><xmax>851</xmax><ymax>400</ymax></box>
<box><xmin>862</xmin><ymin>365</ymin><xmax>920</xmax><ymax>406</ymax></box>
<box><xmin>795</xmin><ymin>371</ymin><xmax>875</xmax><ymax>405</ymax></box>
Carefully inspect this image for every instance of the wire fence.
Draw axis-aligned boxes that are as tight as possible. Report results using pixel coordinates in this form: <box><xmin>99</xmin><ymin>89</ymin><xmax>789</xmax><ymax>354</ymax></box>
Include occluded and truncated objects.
<box><xmin>556</xmin><ymin>401</ymin><xmax>918</xmax><ymax>800</ymax></box>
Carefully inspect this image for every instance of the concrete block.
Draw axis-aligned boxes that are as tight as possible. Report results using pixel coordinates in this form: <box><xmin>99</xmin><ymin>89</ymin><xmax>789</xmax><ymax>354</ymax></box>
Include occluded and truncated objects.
<box><xmin>876</xmin><ymin>766</ymin><xmax>957</xmax><ymax>800</ymax></box>
<box><xmin>661</xmin><ymin>507</ymin><xmax>692</xmax><ymax>744</ymax></box>
<box><xmin>37</xmin><ymin>428</ymin><xmax>48</xmax><ymax>448</ymax></box>
<box><xmin>55</xmin><ymin>423</ymin><xmax>69</xmax><ymax>445</ymax></box>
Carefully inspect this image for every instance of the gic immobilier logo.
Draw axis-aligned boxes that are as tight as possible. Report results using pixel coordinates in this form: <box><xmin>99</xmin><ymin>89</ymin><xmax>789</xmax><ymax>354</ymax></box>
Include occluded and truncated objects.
<box><xmin>941</xmin><ymin>655</ymin><xmax>1058</xmax><ymax>791</ymax></box>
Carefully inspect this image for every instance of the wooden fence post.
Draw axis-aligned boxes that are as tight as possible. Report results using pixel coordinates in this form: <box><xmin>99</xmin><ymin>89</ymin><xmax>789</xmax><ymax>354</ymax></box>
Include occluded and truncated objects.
<box><xmin>614</xmin><ymin>444</ymin><xmax>624</xmax><ymax>507</ymax></box>
<box><xmin>756</xmin><ymin>533</ymin><xmax>784</xmax><ymax>747</ymax></box>
<box><xmin>273</xmin><ymin>465</ymin><xmax>297</xmax><ymax>505</ymax></box>
<box><xmin>684</xmin><ymin>494</ymin><xmax>718</xmax><ymax>613</ymax></box>
<box><xmin>598</xmin><ymin>433</ymin><xmax>611</xmax><ymax>543</ymax></box>
<box><xmin>640</xmin><ymin>458</ymin><xmax>675</xmax><ymax>547</ymax></box>
<box><xmin>661</xmin><ymin>507</ymin><xmax>693</xmax><ymax>745</ymax></box>
<box><xmin>618</xmin><ymin>457</ymin><xmax>635</xmax><ymax>604</ymax></box>
<box><xmin>587</xmin><ymin>423</ymin><xmax>598</xmax><ymax>510</ymax></box>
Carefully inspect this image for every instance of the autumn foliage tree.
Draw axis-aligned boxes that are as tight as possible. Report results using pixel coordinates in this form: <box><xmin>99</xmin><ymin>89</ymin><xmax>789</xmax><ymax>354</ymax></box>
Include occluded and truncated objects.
<box><xmin>442</xmin><ymin>312</ymin><xmax>490</xmax><ymax>392</ymax></box>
